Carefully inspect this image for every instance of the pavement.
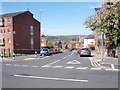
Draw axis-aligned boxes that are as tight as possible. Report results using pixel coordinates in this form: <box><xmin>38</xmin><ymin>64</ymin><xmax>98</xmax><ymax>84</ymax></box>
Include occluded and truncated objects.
<box><xmin>91</xmin><ymin>52</ymin><xmax>120</xmax><ymax>70</ymax></box>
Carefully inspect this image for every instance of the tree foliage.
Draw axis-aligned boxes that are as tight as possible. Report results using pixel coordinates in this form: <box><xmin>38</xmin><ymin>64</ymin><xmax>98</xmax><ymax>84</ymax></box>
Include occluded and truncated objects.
<box><xmin>46</xmin><ymin>40</ymin><xmax>53</xmax><ymax>47</ymax></box>
<box><xmin>58</xmin><ymin>41</ymin><xmax>62</xmax><ymax>49</ymax></box>
<box><xmin>84</xmin><ymin>2</ymin><xmax>120</xmax><ymax>45</ymax></box>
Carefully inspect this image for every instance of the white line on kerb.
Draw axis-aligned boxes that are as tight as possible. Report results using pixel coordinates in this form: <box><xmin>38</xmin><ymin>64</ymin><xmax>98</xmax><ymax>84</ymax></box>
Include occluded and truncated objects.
<box><xmin>111</xmin><ymin>64</ymin><xmax>115</xmax><ymax>69</ymax></box>
<box><xmin>14</xmin><ymin>74</ymin><xmax>88</xmax><ymax>83</ymax></box>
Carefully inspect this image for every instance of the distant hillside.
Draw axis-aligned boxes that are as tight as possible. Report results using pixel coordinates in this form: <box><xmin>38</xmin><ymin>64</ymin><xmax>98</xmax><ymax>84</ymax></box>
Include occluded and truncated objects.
<box><xmin>46</xmin><ymin>35</ymin><xmax>86</xmax><ymax>41</ymax></box>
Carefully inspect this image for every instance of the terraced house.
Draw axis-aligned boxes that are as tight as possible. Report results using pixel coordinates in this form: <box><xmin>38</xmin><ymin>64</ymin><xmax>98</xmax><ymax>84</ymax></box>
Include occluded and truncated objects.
<box><xmin>0</xmin><ymin>11</ymin><xmax>41</xmax><ymax>54</ymax></box>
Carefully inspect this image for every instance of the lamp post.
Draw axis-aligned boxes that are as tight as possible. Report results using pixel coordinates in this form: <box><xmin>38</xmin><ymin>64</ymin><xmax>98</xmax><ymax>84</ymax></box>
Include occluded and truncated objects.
<box><xmin>40</xmin><ymin>10</ymin><xmax>44</xmax><ymax>49</ymax></box>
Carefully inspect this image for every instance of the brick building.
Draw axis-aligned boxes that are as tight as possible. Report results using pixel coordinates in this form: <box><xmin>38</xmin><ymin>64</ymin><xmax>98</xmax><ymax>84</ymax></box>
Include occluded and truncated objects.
<box><xmin>41</xmin><ymin>34</ymin><xmax>47</xmax><ymax>48</ymax></box>
<box><xmin>0</xmin><ymin>11</ymin><xmax>40</xmax><ymax>54</ymax></box>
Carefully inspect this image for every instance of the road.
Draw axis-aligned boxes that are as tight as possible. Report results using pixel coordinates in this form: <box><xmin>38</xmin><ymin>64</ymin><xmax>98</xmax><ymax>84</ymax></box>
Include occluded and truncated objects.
<box><xmin>2</xmin><ymin>51</ymin><xmax>119</xmax><ymax>88</ymax></box>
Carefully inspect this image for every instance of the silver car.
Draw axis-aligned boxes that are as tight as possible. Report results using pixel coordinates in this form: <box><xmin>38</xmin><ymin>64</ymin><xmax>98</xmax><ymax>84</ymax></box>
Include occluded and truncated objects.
<box><xmin>78</xmin><ymin>48</ymin><xmax>91</xmax><ymax>56</ymax></box>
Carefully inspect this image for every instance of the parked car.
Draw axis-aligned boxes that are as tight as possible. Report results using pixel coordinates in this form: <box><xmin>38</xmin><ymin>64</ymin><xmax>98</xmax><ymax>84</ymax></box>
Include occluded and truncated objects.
<box><xmin>40</xmin><ymin>48</ymin><xmax>51</xmax><ymax>56</ymax></box>
<box><xmin>50</xmin><ymin>49</ymin><xmax>56</xmax><ymax>54</ymax></box>
<box><xmin>57</xmin><ymin>49</ymin><xmax>63</xmax><ymax>53</ymax></box>
<box><xmin>78</xmin><ymin>48</ymin><xmax>91</xmax><ymax>56</ymax></box>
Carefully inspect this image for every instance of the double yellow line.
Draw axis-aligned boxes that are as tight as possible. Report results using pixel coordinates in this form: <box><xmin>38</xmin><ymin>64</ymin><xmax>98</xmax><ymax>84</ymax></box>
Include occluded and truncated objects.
<box><xmin>89</xmin><ymin>57</ymin><xmax>120</xmax><ymax>71</ymax></box>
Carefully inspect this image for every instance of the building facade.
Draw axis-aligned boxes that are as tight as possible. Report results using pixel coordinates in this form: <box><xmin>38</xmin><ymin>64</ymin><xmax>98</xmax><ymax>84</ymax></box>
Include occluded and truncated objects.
<box><xmin>41</xmin><ymin>34</ymin><xmax>47</xmax><ymax>48</ymax></box>
<box><xmin>0</xmin><ymin>11</ymin><xmax>40</xmax><ymax>54</ymax></box>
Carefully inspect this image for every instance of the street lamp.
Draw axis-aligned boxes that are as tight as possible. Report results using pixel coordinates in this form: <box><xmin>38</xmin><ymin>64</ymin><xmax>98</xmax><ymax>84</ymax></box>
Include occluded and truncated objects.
<box><xmin>40</xmin><ymin>10</ymin><xmax>44</xmax><ymax>49</ymax></box>
<box><xmin>40</xmin><ymin>10</ymin><xmax>44</xmax><ymax>22</ymax></box>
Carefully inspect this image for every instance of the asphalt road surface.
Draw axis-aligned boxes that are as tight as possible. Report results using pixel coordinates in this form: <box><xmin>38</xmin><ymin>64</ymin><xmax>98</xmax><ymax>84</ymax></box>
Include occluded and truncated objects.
<box><xmin>2</xmin><ymin>51</ymin><xmax>119</xmax><ymax>88</ymax></box>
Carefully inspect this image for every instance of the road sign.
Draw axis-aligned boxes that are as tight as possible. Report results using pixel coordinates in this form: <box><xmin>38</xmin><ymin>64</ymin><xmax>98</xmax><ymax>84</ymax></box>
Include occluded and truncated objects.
<box><xmin>67</xmin><ymin>60</ymin><xmax>81</xmax><ymax>64</ymax></box>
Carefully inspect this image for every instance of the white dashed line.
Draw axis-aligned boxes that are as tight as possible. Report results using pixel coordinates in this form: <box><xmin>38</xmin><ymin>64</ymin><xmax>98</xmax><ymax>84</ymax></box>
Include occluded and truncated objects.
<box><xmin>64</xmin><ymin>66</ymin><xmax>75</xmax><ymax>69</ymax></box>
<box><xmin>22</xmin><ymin>65</ymin><xmax>29</xmax><ymax>67</ymax></box>
<box><xmin>52</xmin><ymin>66</ymin><xmax>63</xmax><ymax>68</ymax></box>
<box><xmin>13</xmin><ymin>64</ymin><xmax>20</xmax><ymax>66</ymax></box>
<box><xmin>6</xmin><ymin>64</ymin><xmax>11</xmax><ymax>66</ymax></box>
<box><xmin>31</xmin><ymin>66</ymin><xmax>38</xmax><ymax>67</ymax></box>
<box><xmin>76</xmin><ymin>67</ymin><xmax>88</xmax><ymax>70</ymax></box>
<box><xmin>91</xmin><ymin>68</ymin><xmax>101</xmax><ymax>70</ymax></box>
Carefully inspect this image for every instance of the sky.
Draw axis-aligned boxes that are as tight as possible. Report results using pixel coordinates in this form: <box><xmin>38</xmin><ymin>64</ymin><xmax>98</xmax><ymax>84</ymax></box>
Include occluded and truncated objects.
<box><xmin>1</xmin><ymin>2</ymin><xmax>102</xmax><ymax>36</ymax></box>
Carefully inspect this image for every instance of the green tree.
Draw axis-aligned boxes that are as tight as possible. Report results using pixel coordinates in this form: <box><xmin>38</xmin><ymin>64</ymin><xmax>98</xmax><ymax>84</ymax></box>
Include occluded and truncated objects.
<box><xmin>46</xmin><ymin>40</ymin><xmax>53</xmax><ymax>47</ymax></box>
<box><xmin>84</xmin><ymin>1</ymin><xmax>120</xmax><ymax>45</ymax></box>
<box><xmin>58</xmin><ymin>41</ymin><xmax>62</xmax><ymax>49</ymax></box>
<box><xmin>65</xmin><ymin>45</ymin><xmax>69</xmax><ymax>49</ymax></box>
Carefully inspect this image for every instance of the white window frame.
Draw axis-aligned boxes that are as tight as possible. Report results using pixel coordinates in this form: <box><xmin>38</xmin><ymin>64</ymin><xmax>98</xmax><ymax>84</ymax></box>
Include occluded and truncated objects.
<box><xmin>8</xmin><ymin>38</ymin><xmax>11</xmax><ymax>43</ymax></box>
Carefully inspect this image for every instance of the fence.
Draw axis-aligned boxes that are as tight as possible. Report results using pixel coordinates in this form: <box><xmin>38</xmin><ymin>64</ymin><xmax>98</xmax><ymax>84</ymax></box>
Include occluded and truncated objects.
<box><xmin>0</xmin><ymin>49</ymin><xmax>40</xmax><ymax>57</ymax></box>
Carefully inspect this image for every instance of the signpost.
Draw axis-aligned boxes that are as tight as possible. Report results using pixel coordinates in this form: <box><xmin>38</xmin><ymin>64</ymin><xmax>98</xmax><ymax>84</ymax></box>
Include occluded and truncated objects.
<box><xmin>101</xmin><ymin>32</ymin><xmax>104</xmax><ymax>61</ymax></box>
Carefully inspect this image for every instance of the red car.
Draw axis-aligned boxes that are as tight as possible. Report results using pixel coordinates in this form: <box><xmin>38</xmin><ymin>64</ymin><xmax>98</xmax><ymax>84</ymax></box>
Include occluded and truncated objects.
<box><xmin>50</xmin><ymin>49</ymin><xmax>56</xmax><ymax>54</ymax></box>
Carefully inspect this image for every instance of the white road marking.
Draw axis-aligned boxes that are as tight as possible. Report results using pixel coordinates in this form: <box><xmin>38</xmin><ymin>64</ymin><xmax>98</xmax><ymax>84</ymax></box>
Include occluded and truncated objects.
<box><xmin>14</xmin><ymin>74</ymin><xmax>88</xmax><ymax>83</ymax></box>
<box><xmin>22</xmin><ymin>65</ymin><xmax>29</xmax><ymax>67</ymax></box>
<box><xmin>31</xmin><ymin>66</ymin><xmax>38</xmax><ymax>67</ymax></box>
<box><xmin>63</xmin><ymin>57</ymin><xmax>67</xmax><ymax>59</ymax></box>
<box><xmin>111</xmin><ymin>64</ymin><xmax>115</xmax><ymax>69</ymax></box>
<box><xmin>52</xmin><ymin>66</ymin><xmax>63</xmax><ymax>68</ymax></box>
<box><xmin>76</xmin><ymin>67</ymin><xmax>88</xmax><ymax>70</ymax></box>
<box><xmin>91</xmin><ymin>68</ymin><xmax>101</xmax><ymax>70</ymax></box>
<box><xmin>6</xmin><ymin>64</ymin><xmax>11</xmax><ymax>66</ymax></box>
<box><xmin>71</xmin><ymin>53</ymin><xmax>73</xmax><ymax>55</ymax></box>
<box><xmin>43</xmin><ymin>59</ymin><xmax>61</xmax><ymax>66</ymax></box>
<box><xmin>64</xmin><ymin>66</ymin><xmax>75</xmax><ymax>69</ymax></box>
<box><xmin>67</xmin><ymin>60</ymin><xmax>81</xmax><ymax>64</ymax></box>
<box><xmin>41</xmin><ymin>65</ymin><xmax>51</xmax><ymax>68</ymax></box>
<box><xmin>68</xmin><ymin>55</ymin><xmax>71</xmax><ymax>56</ymax></box>
<box><xmin>13</xmin><ymin>64</ymin><xmax>20</xmax><ymax>66</ymax></box>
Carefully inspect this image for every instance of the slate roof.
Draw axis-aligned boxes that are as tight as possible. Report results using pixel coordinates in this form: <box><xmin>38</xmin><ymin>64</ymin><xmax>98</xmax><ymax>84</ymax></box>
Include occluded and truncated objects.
<box><xmin>0</xmin><ymin>11</ymin><xmax>28</xmax><ymax>18</ymax></box>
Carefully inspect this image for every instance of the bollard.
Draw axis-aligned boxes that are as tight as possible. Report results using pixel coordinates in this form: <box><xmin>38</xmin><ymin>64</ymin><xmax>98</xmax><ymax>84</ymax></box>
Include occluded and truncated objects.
<box><xmin>1</xmin><ymin>53</ymin><xmax>3</xmax><ymax>61</ymax></box>
<box><xmin>35</xmin><ymin>51</ymin><xmax>37</xmax><ymax>58</ymax></box>
<box><xmin>13</xmin><ymin>53</ymin><xmax>15</xmax><ymax>60</ymax></box>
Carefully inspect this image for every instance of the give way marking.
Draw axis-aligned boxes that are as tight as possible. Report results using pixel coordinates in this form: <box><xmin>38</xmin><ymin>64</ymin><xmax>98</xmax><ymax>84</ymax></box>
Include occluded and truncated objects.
<box><xmin>67</xmin><ymin>60</ymin><xmax>81</xmax><ymax>64</ymax></box>
<box><xmin>14</xmin><ymin>74</ymin><xmax>88</xmax><ymax>83</ymax></box>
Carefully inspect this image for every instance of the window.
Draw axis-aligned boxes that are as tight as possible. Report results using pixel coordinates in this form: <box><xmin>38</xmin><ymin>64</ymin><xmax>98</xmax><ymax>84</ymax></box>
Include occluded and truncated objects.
<box><xmin>0</xmin><ymin>18</ymin><xmax>4</xmax><ymax>26</ymax></box>
<box><xmin>0</xmin><ymin>29</ymin><xmax>2</xmax><ymax>34</ymax></box>
<box><xmin>8</xmin><ymin>38</ymin><xmax>11</xmax><ymax>43</ymax></box>
<box><xmin>0</xmin><ymin>37</ymin><xmax>4</xmax><ymax>45</ymax></box>
<box><xmin>7</xmin><ymin>18</ymin><xmax>11</xmax><ymax>23</ymax></box>
<box><xmin>8</xmin><ymin>29</ymin><xmax>10</xmax><ymax>33</ymax></box>
<box><xmin>30</xmin><ymin>26</ymin><xmax>34</xmax><ymax>35</ymax></box>
<box><xmin>4</xmin><ymin>29</ymin><xmax>6</xmax><ymax>34</ymax></box>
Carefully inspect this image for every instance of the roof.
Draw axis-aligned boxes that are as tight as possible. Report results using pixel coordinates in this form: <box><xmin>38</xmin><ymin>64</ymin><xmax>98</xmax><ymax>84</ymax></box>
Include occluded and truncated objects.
<box><xmin>84</xmin><ymin>35</ymin><xmax>95</xmax><ymax>39</ymax></box>
<box><xmin>0</xmin><ymin>11</ymin><xmax>30</xmax><ymax>18</ymax></box>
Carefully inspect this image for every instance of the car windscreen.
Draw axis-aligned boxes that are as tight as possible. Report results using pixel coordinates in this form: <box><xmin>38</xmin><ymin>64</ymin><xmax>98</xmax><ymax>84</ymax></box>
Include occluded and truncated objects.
<box><xmin>43</xmin><ymin>49</ymin><xmax>48</xmax><ymax>51</ymax></box>
<box><xmin>81</xmin><ymin>48</ymin><xmax>89</xmax><ymax>50</ymax></box>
